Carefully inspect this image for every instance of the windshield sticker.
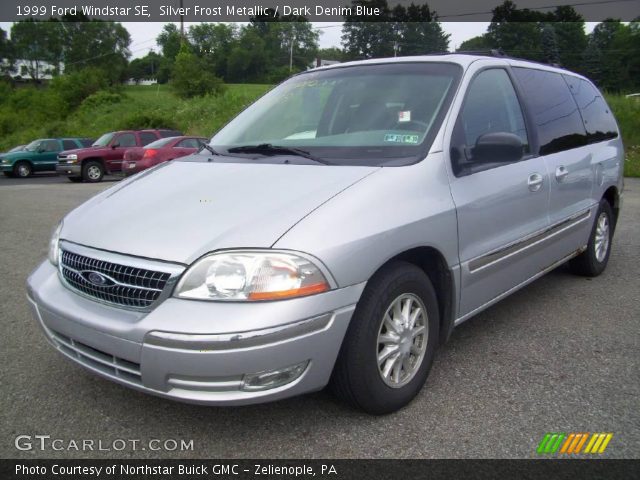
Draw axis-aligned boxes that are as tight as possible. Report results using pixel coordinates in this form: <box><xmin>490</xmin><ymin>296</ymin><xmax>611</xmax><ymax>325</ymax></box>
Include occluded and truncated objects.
<box><xmin>384</xmin><ymin>133</ymin><xmax>419</xmax><ymax>144</ymax></box>
<box><xmin>398</xmin><ymin>111</ymin><xmax>411</xmax><ymax>122</ymax></box>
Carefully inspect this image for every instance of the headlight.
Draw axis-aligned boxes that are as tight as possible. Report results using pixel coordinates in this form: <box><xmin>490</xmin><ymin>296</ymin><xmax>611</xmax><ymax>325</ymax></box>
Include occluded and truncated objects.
<box><xmin>48</xmin><ymin>221</ymin><xmax>63</xmax><ymax>266</ymax></box>
<box><xmin>174</xmin><ymin>251</ymin><xmax>330</xmax><ymax>301</ymax></box>
<box><xmin>65</xmin><ymin>154</ymin><xmax>78</xmax><ymax>162</ymax></box>
<box><xmin>1</xmin><ymin>159</ymin><xmax>8</xmax><ymax>164</ymax></box>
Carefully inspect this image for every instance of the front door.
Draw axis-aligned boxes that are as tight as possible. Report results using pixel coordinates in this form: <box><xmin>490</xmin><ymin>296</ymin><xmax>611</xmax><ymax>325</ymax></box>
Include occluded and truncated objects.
<box><xmin>33</xmin><ymin>139</ymin><xmax>62</xmax><ymax>172</ymax></box>
<box><xmin>107</xmin><ymin>132</ymin><xmax>138</xmax><ymax>172</ymax></box>
<box><xmin>447</xmin><ymin>67</ymin><xmax>551</xmax><ymax>318</ymax></box>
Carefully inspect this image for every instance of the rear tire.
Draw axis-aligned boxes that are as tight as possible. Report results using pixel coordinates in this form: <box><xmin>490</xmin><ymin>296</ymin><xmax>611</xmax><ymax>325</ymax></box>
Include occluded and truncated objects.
<box><xmin>569</xmin><ymin>199</ymin><xmax>613</xmax><ymax>277</ymax></box>
<box><xmin>330</xmin><ymin>261</ymin><xmax>439</xmax><ymax>414</ymax></box>
<box><xmin>13</xmin><ymin>161</ymin><xmax>32</xmax><ymax>178</ymax></box>
<box><xmin>82</xmin><ymin>160</ymin><xmax>104</xmax><ymax>183</ymax></box>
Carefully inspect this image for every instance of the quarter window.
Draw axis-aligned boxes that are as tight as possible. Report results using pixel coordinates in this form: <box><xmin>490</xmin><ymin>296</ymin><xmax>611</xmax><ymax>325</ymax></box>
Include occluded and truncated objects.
<box><xmin>512</xmin><ymin>67</ymin><xmax>587</xmax><ymax>155</ymax></box>
<box><xmin>563</xmin><ymin>76</ymin><xmax>618</xmax><ymax>143</ymax></box>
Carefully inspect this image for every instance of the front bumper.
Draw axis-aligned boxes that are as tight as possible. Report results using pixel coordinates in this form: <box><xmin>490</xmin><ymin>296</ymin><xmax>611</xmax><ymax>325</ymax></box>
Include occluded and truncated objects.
<box><xmin>26</xmin><ymin>261</ymin><xmax>364</xmax><ymax>405</ymax></box>
<box><xmin>56</xmin><ymin>164</ymin><xmax>81</xmax><ymax>176</ymax></box>
<box><xmin>0</xmin><ymin>163</ymin><xmax>14</xmax><ymax>172</ymax></box>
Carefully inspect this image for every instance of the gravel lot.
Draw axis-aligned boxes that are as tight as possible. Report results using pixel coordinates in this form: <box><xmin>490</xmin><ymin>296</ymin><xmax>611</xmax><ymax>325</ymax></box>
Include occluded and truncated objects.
<box><xmin>1</xmin><ymin>173</ymin><xmax>638</xmax><ymax>459</ymax></box>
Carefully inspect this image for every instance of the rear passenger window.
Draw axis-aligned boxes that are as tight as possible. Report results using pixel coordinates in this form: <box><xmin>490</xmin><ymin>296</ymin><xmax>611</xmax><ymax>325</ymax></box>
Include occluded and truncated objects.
<box><xmin>512</xmin><ymin>67</ymin><xmax>587</xmax><ymax>155</ymax></box>
<box><xmin>116</xmin><ymin>133</ymin><xmax>137</xmax><ymax>147</ymax></box>
<box><xmin>139</xmin><ymin>132</ymin><xmax>158</xmax><ymax>146</ymax></box>
<box><xmin>62</xmin><ymin>140</ymin><xmax>77</xmax><ymax>150</ymax></box>
<box><xmin>564</xmin><ymin>76</ymin><xmax>618</xmax><ymax>143</ymax></box>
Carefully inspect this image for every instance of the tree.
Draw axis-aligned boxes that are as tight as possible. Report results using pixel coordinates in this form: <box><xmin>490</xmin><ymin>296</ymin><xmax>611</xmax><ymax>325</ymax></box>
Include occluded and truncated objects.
<box><xmin>157</xmin><ymin>24</ymin><xmax>183</xmax><ymax>62</ymax></box>
<box><xmin>457</xmin><ymin>34</ymin><xmax>492</xmax><ymax>52</ymax></box>
<box><xmin>189</xmin><ymin>23</ymin><xmax>237</xmax><ymax>79</ymax></box>
<box><xmin>585</xmin><ymin>20</ymin><xmax>631</xmax><ymax>91</ymax></box>
<box><xmin>57</xmin><ymin>15</ymin><xmax>131</xmax><ymax>84</ymax></box>
<box><xmin>342</xmin><ymin>1</ymin><xmax>448</xmax><ymax>59</ymax></box>
<box><xmin>128</xmin><ymin>51</ymin><xmax>163</xmax><ymax>83</ymax></box>
<box><xmin>171</xmin><ymin>44</ymin><xmax>225</xmax><ymax>98</ymax></box>
<box><xmin>342</xmin><ymin>0</ymin><xmax>395</xmax><ymax>59</ymax></box>
<box><xmin>10</xmin><ymin>20</ymin><xmax>61</xmax><ymax>82</ymax></box>
<box><xmin>541</xmin><ymin>23</ymin><xmax>560</xmax><ymax>65</ymax></box>
<box><xmin>317</xmin><ymin>47</ymin><xmax>345</xmax><ymax>62</ymax></box>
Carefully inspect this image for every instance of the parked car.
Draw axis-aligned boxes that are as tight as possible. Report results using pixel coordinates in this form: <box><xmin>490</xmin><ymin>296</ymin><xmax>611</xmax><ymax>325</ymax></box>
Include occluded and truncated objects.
<box><xmin>122</xmin><ymin>136</ymin><xmax>208</xmax><ymax>175</ymax></box>
<box><xmin>28</xmin><ymin>54</ymin><xmax>623</xmax><ymax>414</ymax></box>
<box><xmin>0</xmin><ymin>138</ymin><xmax>92</xmax><ymax>178</ymax></box>
<box><xmin>56</xmin><ymin>129</ymin><xmax>182</xmax><ymax>183</ymax></box>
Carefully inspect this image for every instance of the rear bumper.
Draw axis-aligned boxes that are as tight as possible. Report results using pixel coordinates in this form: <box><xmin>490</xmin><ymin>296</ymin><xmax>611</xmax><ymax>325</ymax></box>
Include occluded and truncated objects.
<box><xmin>26</xmin><ymin>260</ymin><xmax>364</xmax><ymax>405</ymax></box>
<box><xmin>56</xmin><ymin>164</ymin><xmax>81</xmax><ymax>176</ymax></box>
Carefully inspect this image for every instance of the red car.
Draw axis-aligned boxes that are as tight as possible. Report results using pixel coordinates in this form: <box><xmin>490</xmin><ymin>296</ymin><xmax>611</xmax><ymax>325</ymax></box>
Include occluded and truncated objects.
<box><xmin>122</xmin><ymin>136</ymin><xmax>207</xmax><ymax>175</ymax></box>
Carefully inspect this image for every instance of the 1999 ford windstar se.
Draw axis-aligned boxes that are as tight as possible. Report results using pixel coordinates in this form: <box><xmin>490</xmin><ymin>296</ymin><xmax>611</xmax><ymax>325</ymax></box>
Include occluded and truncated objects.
<box><xmin>27</xmin><ymin>54</ymin><xmax>623</xmax><ymax>414</ymax></box>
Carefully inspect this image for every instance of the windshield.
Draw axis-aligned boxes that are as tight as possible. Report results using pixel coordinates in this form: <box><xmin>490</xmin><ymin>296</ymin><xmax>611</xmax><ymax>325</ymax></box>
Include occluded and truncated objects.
<box><xmin>24</xmin><ymin>140</ymin><xmax>43</xmax><ymax>152</ymax></box>
<box><xmin>145</xmin><ymin>137</ymin><xmax>177</xmax><ymax>148</ymax></box>
<box><xmin>92</xmin><ymin>133</ymin><xmax>115</xmax><ymax>147</ymax></box>
<box><xmin>211</xmin><ymin>62</ymin><xmax>461</xmax><ymax>166</ymax></box>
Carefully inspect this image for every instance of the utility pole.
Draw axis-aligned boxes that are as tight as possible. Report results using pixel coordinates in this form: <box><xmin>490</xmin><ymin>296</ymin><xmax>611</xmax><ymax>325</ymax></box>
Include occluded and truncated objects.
<box><xmin>289</xmin><ymin>30</ymin><xmax>295</xmax><ymax>72</ymax></box>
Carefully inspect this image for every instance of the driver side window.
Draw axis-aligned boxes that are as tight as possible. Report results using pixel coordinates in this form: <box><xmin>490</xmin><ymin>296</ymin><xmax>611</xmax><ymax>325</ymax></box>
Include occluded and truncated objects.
<box><xmin>452</xmin><ymin>69</ymin><xmax>528</xmax><ymax>176</ymax></box>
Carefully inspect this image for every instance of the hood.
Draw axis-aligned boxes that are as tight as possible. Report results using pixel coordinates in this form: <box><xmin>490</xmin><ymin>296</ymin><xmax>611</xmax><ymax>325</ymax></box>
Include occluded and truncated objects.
<box><xmin>62</xmin><ymin>160</ymin><xmax>379</xmax><ymax>264</ymax></box>
<box><xmin>59</xmin><ymin>146</ymin><xmax>107</xmax><ymax>156</ymax></box>
<box><xmin>1</xmin><ymin>150</ymin><xmax>33</xmax><ymax>160</ymax></box>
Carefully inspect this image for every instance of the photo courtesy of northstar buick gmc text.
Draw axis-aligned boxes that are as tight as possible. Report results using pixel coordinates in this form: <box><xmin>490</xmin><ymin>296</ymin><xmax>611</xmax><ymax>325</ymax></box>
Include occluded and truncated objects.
<box><xmin>27</xmin><ymin>53</ymin><xmax>623</xmax><ymax>414</ymax></box>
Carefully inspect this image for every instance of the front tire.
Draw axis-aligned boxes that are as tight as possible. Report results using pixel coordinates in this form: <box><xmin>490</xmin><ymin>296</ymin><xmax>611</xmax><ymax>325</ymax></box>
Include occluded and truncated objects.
<box><xmin>569</xmin><ymin>199</ymin><xmax>613</xmax><ymax>277</ymax></box>
<box><xmin>82</xmin><ymin>160</ymin><xmax>104</xmax><ymax>183</ymax></box>
<box><xmin>13</xmin><ymin>161</ymin><xmax>32</xmax><ymax>178</ymax></box>
<box><xmin>331</xmin><ymin>262</ymin><xmax>439</xmax><ymax>414</ymax></box>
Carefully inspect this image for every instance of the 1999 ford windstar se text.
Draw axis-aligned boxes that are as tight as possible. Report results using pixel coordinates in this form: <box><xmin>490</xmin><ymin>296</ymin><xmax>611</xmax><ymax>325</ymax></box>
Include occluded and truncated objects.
<box><xmin>27</xmin><ymin>54</ymin><xmax>623</xmax><ymax>414</ymax></box>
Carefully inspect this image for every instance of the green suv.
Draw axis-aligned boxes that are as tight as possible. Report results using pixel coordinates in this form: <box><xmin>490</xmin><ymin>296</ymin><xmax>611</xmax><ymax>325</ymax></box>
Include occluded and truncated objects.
<box><xmin>1</xmin><ymin>138</ymin><xmax>93</xmax><ymax>178</ymax></box>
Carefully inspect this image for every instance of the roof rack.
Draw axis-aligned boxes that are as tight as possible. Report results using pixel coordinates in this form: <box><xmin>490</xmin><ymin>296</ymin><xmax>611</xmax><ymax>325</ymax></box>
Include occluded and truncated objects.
<box><xmin>453</xmin><ymin>49</ymin><xmax>507</xmax><ymax>58</ymax></box>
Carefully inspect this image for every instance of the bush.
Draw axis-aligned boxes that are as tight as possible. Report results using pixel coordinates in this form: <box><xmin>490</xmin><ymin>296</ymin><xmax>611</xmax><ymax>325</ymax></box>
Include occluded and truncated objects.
<box><xmin>50</xmin><ymin>68</ymin><xmax>110</xmax><ymax>110</ymax></box>
<box><xmin>171</xmin><ymin>46</ymin><xmax>226</xmax><ymax>99</ymax></box>
<box><xmin>117</xmin><ymin>111</ymin><xmax>180</xmax><ymax>130</ymax></box>
<box><xmin>81</xmin><ymin>91</ymin><xmax>123</xmax><ymax>110</ymax></box>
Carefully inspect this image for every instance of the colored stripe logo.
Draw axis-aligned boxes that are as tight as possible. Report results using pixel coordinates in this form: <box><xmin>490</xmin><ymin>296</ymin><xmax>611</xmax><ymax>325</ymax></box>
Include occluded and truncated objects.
<box><xmin>537</xmin><ymin>433</ymin><xmax>613</xmax><ymax>454</ymax></box>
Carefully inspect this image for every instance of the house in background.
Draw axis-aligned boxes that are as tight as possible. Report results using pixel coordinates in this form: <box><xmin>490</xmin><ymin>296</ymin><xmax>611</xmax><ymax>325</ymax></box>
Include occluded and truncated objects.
<box><xmin>309</xmin><ymin>58</ymin><xmax>340</xmax><ymax>69</ymax></box>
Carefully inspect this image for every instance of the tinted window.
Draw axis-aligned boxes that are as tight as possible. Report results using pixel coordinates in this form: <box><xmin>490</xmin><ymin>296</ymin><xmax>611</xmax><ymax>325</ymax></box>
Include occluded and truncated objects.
<box><xmin>452</xmin><ymin>69</ymin><xmax>528</xmax><ymax>175</ymax></box>
<box><xmin>41</xmin><ymin>140</ymin><xmax>60</xmax><ymax>152</ymax></box>
<box><xmin>139</xmin><ymin>132</ymin><xmax>158</xmax><ymax>146</ymax></box>
<box><xmin>564</xmin><ymin>76</ymin><xmax>618</xmax><ymax>143</ymax></box>
<box><xmin>116</xmin><ymin>133</ymin><xmax>137</xmax><ymax>147</ymax></box>
<box><xmin>176</xmin><ymin>138</ymin><xmax>202</xmax><ymax>148</ymax></box>
<box><xmin>159</xmin><ymin>130</ymin><xmax>183</xmax><ymax>138</ymax></box>
<box><xmin>513</xmin><ymin>67</ymin><xmax>587</xmax><ymax>155</ymax></box>
<box><xmin>62</xmin><ymin>140</ymin><xmax>77</xmax><ymax>150</ymax></box>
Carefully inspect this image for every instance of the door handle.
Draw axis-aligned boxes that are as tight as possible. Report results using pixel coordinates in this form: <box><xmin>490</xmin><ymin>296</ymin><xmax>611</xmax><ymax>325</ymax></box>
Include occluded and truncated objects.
<box><xmin>528</xmin><ymin>173</ymin><xmax>544</xmax><ymax>192</ymax></box>
<box><xmin>555</xmin><ymin>165</ymin><xmax>569</xmax><ymax>182</ymax></box>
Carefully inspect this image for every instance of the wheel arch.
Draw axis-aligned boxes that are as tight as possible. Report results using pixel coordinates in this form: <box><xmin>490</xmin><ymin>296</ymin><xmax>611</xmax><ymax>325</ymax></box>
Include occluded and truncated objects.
<box><xmin>372</xmin><ymin>246</ymin><xmax>456</xmax><ymax>345</ymax></box>
<box><xmin>602</xmin><ymin>185</ymin><xmax>620</xmax><ymax>231</ymax></box>
<box><xmin>13</xmin><ymin>159</ymin><xmax>34</xmax><ymax>175</ymax></box>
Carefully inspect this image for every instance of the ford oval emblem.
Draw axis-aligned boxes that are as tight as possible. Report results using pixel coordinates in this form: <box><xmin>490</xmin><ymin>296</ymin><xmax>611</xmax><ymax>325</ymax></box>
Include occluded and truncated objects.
<box><xmin>86</xmin><ymin>271</ymin><xmax>111</xmax><ymax>287</ymax></box>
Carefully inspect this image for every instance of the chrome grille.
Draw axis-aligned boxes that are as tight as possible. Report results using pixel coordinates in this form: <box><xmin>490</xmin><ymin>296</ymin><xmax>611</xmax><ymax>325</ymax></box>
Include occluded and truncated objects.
<box><xmin>51</xmin><ymin>329</ymin><xmax>142</xmax><ymax>385</ymax></box>
<box><xmin>60</xmin><ymin>249</ymin><xmax>171</xmax><ymax>309</ymax></box>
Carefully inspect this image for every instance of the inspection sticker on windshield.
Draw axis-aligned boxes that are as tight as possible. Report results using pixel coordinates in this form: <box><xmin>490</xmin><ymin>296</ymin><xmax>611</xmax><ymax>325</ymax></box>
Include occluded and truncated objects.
<box><xmin>398</xmin><ymin>111</ymin><xmax>411</xmax><ymax>122</ymax></box>
<box><xmin>384</xmin><ymin>133</ymin><xmax>420</xmax><ymax>144</ymax></box>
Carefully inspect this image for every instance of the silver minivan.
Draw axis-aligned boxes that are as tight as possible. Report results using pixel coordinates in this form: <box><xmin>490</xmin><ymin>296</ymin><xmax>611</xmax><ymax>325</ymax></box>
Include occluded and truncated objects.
<box><xmin>27</xmin><ymin>54</ymin><xmax>623</xmax><ymax>414</ymax></box>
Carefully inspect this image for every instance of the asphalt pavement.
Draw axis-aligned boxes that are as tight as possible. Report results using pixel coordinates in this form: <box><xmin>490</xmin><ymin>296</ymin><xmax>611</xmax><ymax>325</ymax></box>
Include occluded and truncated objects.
<box><xmin>0</xmin><ymin>173</ymin><xmax>638</xmax><ymax>459</ymax></box>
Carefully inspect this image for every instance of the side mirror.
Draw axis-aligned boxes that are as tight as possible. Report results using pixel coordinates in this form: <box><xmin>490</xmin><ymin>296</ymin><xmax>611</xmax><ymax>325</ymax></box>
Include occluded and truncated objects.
<box><xmin>472</xmin><ymin>132</ymin><xmax>524</xmax><ymax>163</ymax></box>
<box><xmin>37</xmin><ymin>147</ymin><xmax>45</xmax><ymax>153</ymax></box>
<box><xmin>111</xmin><ymin>143</ymin><xmax>119</xmax><ymax>149</ymax></box>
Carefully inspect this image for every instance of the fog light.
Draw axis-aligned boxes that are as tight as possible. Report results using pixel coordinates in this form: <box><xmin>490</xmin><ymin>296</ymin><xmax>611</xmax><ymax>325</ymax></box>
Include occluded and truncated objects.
<box><xmin>241</xmin><ymin>361</ymin><xmax>309</xmax><ymax>391</ymax></box>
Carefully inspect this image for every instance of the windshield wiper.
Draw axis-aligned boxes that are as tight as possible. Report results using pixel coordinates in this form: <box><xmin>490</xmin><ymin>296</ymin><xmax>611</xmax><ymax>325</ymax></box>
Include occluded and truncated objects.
<box><xmin>226</xmin><ymin>144</ymin><xmax>330</xmax><ymax>165</ymax></box>
<box><xmin>198</xmin><ymin>143</ymin><xmax>221</xmax><ymax>156</ymax></box>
